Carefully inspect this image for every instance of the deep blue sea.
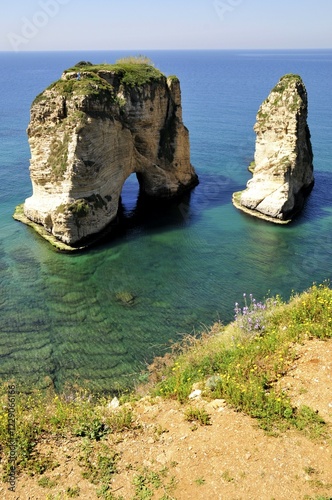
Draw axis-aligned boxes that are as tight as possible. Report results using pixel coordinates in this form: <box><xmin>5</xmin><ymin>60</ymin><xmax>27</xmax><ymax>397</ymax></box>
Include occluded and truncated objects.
<box><xmin>1</xmin><ymin>50</ymin><xmax>332</xmax><ymax>393</ymax></box>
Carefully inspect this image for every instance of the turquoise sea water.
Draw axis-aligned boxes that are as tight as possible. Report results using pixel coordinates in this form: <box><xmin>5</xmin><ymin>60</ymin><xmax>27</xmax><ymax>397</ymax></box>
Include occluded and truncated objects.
<box><xmin>1</xmin><ymin>50</ymin><xmax>332</xmax><ymax>393</ymax></box>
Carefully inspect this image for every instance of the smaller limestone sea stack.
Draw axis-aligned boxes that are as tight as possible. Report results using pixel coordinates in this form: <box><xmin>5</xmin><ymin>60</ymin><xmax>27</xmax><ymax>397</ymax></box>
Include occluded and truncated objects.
<box><xmin>233</xmin><ymin>74</ymin><xmax>314</xmax><ymax>223</ymax></box>
<box><xmin>16</xmin><ymin>57</ymin><xmax>198</xmax><ymax>249</ymax></box>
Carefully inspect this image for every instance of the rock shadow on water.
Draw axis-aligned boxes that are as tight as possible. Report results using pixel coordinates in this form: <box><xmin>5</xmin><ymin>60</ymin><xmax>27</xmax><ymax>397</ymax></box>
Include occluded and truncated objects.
<box><xmin>90</xmin><ymin>185</ymin><xmax>198</xmax><ymax>249</ymax></box>
<box><xmin>190</xmin><ymin>171</ymin><xmax>243</xmax><ymax>211</ymax></box>
<box><xmin>94</xmin><ymin>171</ymin><xmax>240</xmax><ymax>249</ymax></box>
<box><xmin>289</xmin><ymin>170</ymin><xmax>332</xmax><ymax>227</ymax></box>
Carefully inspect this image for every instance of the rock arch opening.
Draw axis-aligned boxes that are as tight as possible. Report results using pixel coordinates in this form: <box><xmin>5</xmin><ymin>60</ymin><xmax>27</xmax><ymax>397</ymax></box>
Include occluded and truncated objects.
<box><xmin>119</xmin><ymin>173</ymin><xmax>140</xmax><ymax>215</ymax></box>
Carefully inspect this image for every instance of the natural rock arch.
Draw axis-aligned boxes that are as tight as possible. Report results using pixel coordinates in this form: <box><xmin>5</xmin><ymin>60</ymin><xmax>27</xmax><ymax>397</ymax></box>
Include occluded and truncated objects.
<box><xmin>21</xmin><ymin>60</ymin><xmax>198</xmax><ymax>247</ymax></box>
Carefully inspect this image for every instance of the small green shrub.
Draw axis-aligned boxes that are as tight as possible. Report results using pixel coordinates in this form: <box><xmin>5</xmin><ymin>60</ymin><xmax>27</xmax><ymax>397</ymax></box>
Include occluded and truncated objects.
<box><xmin>37</xmin><ymin>476</ymin><xmax>58</xmax><ymax>488</ymax></box>
<box><xmin>167</xmin><ymin>75</ymin><xmax>179</xmax><ymax>84</ymax></box>
<box><xmin>184</xmin><ymin>407</ymin><xmax>211</xmax><ymax>426</ymax></box>
<box><xmin>221</xmin><ymin>470</ymin><xmax>234</xmax><ymax>483</ymax></box>
<box><xmin>66</xmin><ymin>486</ymin><xmax>80</xmax><ymax>497</ymax></box>
<box><xmin>67</xmin><ymin>199</ymin><xmax>90</xmax><ymax>218</ymax></box>
<box><xmin>79</xmin><ymin>441</ymin><xmax>119</xmax><ymax>489</ymax></box>
<box><xmin>75</xmin><ymin>61</ymin><xmax>93</xmax><ymax>67</ymax></box>
<box><xmin>74</xmin><ymin>419</ymin><xmax>109</xmax><ymax>441</ymax></box>
<box><xmin>132</xmin><ymin>467</ymin><xmax>167</xmax><ymax>499</ymax></box>
<box><xmin>108</xmin><ymin>407</ymin><xmax>133</xmax><ymax>432</ymax></box>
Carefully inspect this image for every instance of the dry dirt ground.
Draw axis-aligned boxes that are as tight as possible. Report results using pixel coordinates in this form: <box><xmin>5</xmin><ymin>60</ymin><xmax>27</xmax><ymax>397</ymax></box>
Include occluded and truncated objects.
<box><xmin>1</xmin><ymin>338</ymin><xmax>332</xmax><ymax>500</ymax></box>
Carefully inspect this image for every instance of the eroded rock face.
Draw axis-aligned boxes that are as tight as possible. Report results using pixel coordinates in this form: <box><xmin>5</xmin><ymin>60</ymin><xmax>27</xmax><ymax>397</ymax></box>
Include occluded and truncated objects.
<box><xmin>24</xmin><ymin>62</ymin><xmax>198</xmax><ymax>245</ymax></box>
<box><xmin>233</xmin><ymin>74</ymin><xmax>314</xmax><ymax>223</ymax></box>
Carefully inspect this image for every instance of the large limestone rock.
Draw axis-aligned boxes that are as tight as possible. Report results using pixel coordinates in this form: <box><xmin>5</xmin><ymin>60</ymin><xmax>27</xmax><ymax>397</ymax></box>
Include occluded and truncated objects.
<box><xmin>22</xmin><ymin>60</ymin><xmax>198</xmax><ymax>246</ymax></box>
<box><xmin>233</xmin><ymin>74</ymin><xmax>314</xmax><ymax>223</ymax></box>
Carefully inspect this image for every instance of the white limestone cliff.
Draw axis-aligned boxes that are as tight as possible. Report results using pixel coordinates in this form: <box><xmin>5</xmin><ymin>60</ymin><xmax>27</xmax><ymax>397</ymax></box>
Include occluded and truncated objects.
<box><xmin>233</xmin><ymin>74</ymin><xmax>314</xmax><ymax>223</ymax></box>
<box><xmin>22</xmin><ymin>60</ymin><xmax>198</xmax><ymax>246</ymax></box>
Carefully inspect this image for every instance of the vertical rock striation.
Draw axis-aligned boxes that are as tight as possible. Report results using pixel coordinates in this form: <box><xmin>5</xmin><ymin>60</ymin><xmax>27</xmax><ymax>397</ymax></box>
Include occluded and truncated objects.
<box><xmin>21</xmin><ymin>60</ymin><xmax>198</xmax><ymax>247</ymax></box>
<box><xmin>233</xmin><ymin>74</ymin><xmax>314</xmax><ymax>223</ymax></box>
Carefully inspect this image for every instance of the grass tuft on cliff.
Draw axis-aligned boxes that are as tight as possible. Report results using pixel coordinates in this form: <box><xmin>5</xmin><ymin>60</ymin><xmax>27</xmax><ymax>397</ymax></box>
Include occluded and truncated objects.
<box><xmin>151</xmin><ymin>283</ymin><xmax>332</xmax><ymax>435</ymax></box>
<box><xmin>0</xmin><ymin>387</ymin><xmax>134</xmax><ymax>481</ymax></box>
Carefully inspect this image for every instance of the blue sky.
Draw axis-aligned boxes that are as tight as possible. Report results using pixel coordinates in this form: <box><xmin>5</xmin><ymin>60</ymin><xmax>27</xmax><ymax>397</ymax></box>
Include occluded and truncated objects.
<box><xmin>1</xmin><ymin>0</ymin><xmax>332</xmax><ymax>51</ymax></box>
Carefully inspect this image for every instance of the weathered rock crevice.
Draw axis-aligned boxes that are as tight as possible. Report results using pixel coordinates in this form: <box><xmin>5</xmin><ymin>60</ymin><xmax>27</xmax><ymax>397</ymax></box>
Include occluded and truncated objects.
<box><xmin>233</xmin><ymin>74</ymin><xmax>314</xmax><ymax>223</ymax></box>
<box><xmin>21</xmin><ymin>61</ymin><xmax>198</xmax><ymax>247</ymax></box>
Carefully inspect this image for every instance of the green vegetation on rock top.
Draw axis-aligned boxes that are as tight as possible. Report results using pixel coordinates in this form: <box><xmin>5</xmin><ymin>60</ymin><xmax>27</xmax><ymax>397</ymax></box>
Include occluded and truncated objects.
<box><xmin>255</xmin><ymin>73</ymin><xmax>305</xmax><ymax>127</ymax></box>
<box><xmin>64</xmin><ymin>55</ymin><xmax>165</xmax><ymax>87</ymax></box>
<box><xmin>280</xmin><ymin>73</ymin><xmax>302</xmax><ymax>81</ymax></box>
<box><xmin>33</xmin><ymin>56</ymin><xmax>166</xmax><ymax>106</ymax></box>
<box><xmin>33</xmin><ymin>70</ymin><xmax>114</xmax><ymax>105</ymax></box>
<box><xmin>272</xmin><ymin>73</ymin><xmax>303</xmax><ymax>94</ymax></box>
<box><xmin>167</xmin><ymin>75</ymin><xmax>180</xmax><ymax>83</ymax></box>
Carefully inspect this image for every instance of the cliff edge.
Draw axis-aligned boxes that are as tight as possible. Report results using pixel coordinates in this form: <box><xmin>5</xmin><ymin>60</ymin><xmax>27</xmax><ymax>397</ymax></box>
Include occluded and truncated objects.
<box><xmin>20</xmin><ymin>58</ymin><xmax>198</xmax><ymax>247</ymax></box>
<box><xmin>233</xmin><ymin>74</ymin><xmax>314</xmax><ymax>223</ymax></box>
